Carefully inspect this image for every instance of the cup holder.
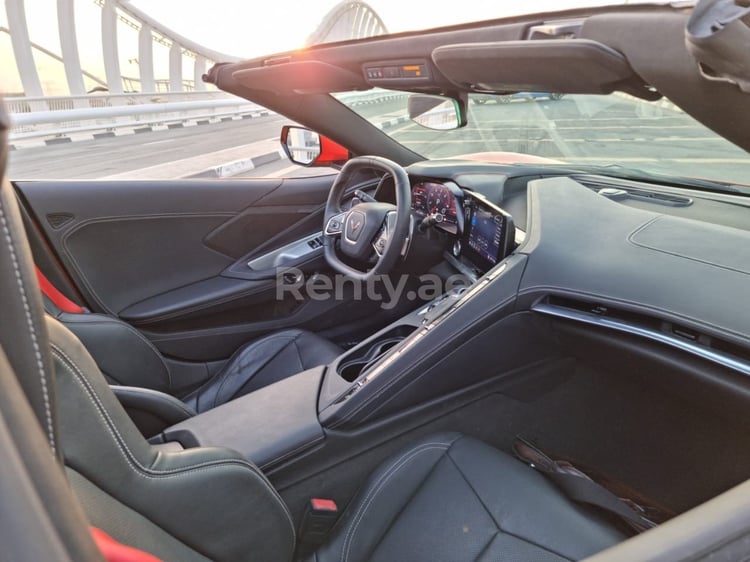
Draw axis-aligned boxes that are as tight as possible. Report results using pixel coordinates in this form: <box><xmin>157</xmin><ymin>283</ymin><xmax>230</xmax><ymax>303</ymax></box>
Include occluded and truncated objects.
<box><xmin>338</xmin><ymin>325</ymin><xmax>415</xmax><ymax>382</ymax></box>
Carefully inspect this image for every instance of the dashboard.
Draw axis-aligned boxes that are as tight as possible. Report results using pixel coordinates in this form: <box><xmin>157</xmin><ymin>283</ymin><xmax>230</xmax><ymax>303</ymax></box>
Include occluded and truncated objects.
<box><xmin>410</xmin><ymin>179</ymin><xmax>515</xmax><ymax>275</ymax></box>
<box><xmin>400</xmin><ymin>159</ymin><xmax>750</xmax><ymax>351</ymax></box>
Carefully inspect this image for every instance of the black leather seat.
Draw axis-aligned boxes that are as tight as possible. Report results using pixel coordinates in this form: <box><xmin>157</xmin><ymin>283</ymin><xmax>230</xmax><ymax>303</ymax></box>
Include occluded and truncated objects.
<box><xmin>0</xmin><ymin>101</ymin><xmax>625</xmax><ymax>561</ymax></box>
<box><xmin>182</xmin><ymin>328</ymin><xmax>342</xmax><ymax>412</ymax></box>
<box><xmin>315</xmin><ymin>432</ymin><xmax>625</xmax><ymax>562</ymax></box>
<box><xmin>46</xmin><ymin>301</ymin><xmax>342</xmax><ymax>414</ymax></box>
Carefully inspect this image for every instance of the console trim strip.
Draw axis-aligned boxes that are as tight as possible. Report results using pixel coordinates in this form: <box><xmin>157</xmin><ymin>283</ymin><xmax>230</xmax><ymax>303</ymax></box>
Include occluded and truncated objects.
<box><xmin>532</xmin><ymin>302</ymin><xmax>750</xmax><ymax>377</ymax></box>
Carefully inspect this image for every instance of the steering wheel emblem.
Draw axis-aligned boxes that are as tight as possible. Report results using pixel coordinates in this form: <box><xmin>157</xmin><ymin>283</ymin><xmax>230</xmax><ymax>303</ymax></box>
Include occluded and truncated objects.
<box><xmin>345</xmin><ymin>211</ymin><xmax>366</xmax><ymax>242</ymax></box>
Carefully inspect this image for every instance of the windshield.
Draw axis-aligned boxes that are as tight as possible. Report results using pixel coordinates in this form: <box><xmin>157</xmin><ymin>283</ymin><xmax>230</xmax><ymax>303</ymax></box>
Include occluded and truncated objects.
<box><xmin>339</xmin><ymin>90</ymin><xmax>750</xmax><ymax>187</ymax></box>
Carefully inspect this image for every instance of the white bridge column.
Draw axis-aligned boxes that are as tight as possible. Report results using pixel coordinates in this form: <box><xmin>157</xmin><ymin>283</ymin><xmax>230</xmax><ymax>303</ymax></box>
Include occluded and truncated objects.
<box><xmin>57</xmin><ymin>0</ymin><xmax>86</xmax><ymax>97</ymax></box>
<box><xmin>101</xmin><ymin>0</ymin><xmax>123</xmax><ymax>94</ymax></box>
<box><xmin>169</xmin><ymin>42</ymin><xmax>183</xmax><ymax>92</ymax></box>
<box><xmin>138</xmin><ymin>23</ymin><xmax>155</xmax><ymax>93</ymax></box>
<box><xmin>5</xmin><ymin>0</ymin><xmax>44</xmax><ymax>98</ymax></box>
<box><xmin>193</xmin><ymin>55</ymin><xmax>206</xmax><ymax>91</ymax></box>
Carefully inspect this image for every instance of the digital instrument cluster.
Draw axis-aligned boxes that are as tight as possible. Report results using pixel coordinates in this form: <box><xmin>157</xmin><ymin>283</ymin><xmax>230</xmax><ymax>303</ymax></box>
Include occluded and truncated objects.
<box><xmin>411</xmin><ymin>181</ymin><xmax>461</xmax><ymax>234</ymax></box>
<box><xmin>411</xmin><ymin>180</ymin><xmax>515</xmax><ymax>274</ymax></box>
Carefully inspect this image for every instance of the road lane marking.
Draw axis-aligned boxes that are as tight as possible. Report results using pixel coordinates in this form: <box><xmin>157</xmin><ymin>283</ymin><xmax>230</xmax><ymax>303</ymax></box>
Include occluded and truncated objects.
<box><xmin>143</xmin><ymin>139</ymin><xmax>177</xmax><ymax>146</ymax></box>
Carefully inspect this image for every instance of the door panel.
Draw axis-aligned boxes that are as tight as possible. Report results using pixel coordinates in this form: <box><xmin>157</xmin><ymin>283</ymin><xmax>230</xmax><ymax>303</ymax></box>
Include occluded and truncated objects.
<box><xmin>17</xmin><ymin>177</ymin><xmax>333</xmax><ymax>308</ymax></box>
<box><xmin>15</xmin><ymin>175</ymin><xmax>380</xmax><ymax>361</ymax></box>
<box><xmin>16</xmin><ymin>171</ymin><xmax>409</xmax><ymax>366</ymax></box>
<box><xmin>64</xmin><ymin>214</ymin><xmax>235</xmax><ymax>313</ymax></box>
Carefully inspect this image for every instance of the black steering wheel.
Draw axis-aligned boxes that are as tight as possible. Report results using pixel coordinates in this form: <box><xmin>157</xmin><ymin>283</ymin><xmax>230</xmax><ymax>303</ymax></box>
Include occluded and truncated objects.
<box><xmin>323</xmin><ymin>156</ymin><xmax>412</xmax><ymax>281</ymax></box>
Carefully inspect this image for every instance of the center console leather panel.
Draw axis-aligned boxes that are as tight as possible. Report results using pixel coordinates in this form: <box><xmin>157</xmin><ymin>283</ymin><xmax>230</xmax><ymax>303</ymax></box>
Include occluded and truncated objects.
<box><xmin>162</xmin><ymin>367</ymin><xmax>325</xmax><ymax>470</ymax></box>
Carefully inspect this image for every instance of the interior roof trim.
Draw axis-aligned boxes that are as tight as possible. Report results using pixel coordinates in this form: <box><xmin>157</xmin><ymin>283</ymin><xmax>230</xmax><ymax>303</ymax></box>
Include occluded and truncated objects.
<box><xmin>532</xmin><ymin>302</ymin><xmax>750</xmax><ymax>378</ymax></box>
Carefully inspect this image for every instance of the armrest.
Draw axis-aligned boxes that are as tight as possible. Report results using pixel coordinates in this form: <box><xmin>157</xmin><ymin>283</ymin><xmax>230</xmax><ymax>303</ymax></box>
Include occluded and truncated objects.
<box><xmin>111</xmin><ymin>385</ymin><xmax>195</xmax><ymax>438</ymax></box>
<box><xmin>163</xmin><ymin>367</ymin><xmax>324</xmax><ymax>470</ymax></box>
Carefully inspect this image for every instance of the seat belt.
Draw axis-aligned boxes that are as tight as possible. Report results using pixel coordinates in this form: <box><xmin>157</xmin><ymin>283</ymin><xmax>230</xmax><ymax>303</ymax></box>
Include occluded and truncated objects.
<box><xmin>90</xmin><ymin>528</ymin><xmax>162</xmax><ymax>562</ymax></box>
<box><xmin>34</xmin><ymin>265</ymin><xmax>85</xmax><ymax>314</ymax></box>
<box><xmin>513</xmin><ymin>437</ymin><xmax>658</xmax><ymax>533</ymax></box>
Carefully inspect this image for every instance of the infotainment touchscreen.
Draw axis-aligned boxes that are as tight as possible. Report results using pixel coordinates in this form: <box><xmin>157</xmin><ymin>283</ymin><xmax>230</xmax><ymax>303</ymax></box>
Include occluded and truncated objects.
<box><xmin>460</xmin><ymin>196</ymin><xmax>514</xmax><ymax>273</ymax></box>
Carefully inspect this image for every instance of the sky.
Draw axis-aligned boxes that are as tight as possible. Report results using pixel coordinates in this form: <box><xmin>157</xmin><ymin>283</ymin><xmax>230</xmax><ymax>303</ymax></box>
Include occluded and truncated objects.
<box><xmin>0</xmin><ymin>0</ymin><xmax>650</xmax><ymax>96</ymax></box>
<box><xmin>127</xmin><ymin>0</ymin><xmax>636</xmax><ymax>57</ymax></box>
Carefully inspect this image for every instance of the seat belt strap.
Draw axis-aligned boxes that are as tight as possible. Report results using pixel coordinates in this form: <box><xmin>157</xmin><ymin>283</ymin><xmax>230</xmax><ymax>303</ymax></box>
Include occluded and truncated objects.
<box><xmin>34</xmin><ymin>265</ymin><xmax>85</xmax><ymax>314</ymax></box>
<box><xmin>513</xmin><ymin>437</ymin><xmax>657</xmax><ymax>533</ymax></box>
<box><xmin>90</xmin><ymin>528</ymin><xmax>163</xmax><ymax>562</ymax></box>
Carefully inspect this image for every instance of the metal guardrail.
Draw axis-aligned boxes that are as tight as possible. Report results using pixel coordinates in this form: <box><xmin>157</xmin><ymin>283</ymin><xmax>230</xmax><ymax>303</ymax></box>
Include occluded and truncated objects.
<box><xmin>7</xmin><ymin>90</ymin><xmax>405</xmax><ymax>142</ymax></box>
<box><xmin>335</xmin><ymin>90</ymin><xmax>409</xmax><ymax>106</ymax></box>
<box><xmin>7</xmin><ymin>92</ymin><xmax>261</xmax><ymax>140</ymax></box>
<box><xmin>5</xmin><ymin>90</ymin><xmax>235</xmax><ymax>113</ymax></box>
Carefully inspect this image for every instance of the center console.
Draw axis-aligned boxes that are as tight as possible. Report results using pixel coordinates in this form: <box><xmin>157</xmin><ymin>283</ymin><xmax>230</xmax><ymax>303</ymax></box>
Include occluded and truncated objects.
<box><xmin>157</xmin><ymin>179</ymin><xmax>525</xmax><ymax>471</ymax></box>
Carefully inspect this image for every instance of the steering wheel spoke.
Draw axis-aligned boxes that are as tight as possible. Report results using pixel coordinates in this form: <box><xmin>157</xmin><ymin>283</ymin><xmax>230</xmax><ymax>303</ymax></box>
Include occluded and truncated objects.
<box><xmin>324</xmin><ymin>212</ymin><xmax>347</xmax><ymax>236</ymax></box>
<box><xmin>372</xmin><ymin>211</ymin><xmax>395</xmax><ymax>257</ymax></box>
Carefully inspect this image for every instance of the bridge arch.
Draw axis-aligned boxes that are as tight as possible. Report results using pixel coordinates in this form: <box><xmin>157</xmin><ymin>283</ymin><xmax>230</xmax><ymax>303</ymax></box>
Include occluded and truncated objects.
<box><xmin>307</xmin><ymin>1</ymin><xmax>388</xmax><ymax>45</ymax></box>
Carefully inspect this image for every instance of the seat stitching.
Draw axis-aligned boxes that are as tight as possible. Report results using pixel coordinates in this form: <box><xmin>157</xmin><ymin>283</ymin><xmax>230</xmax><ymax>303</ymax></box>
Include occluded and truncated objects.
<box><xmin>472</xmin><ymin>530</ymin><xmax>501</xmax><ymax>562</ymax></box>
<box><xmin>63</xmin><ymin>318</ymin><xmax>172</xmax><ymax>388</ymax></box>
<box><xmin>52</xmin><ymin>347</ymin><xmax>296</xmax><ymax>541</ymax></box>
<box><xmin>51</xmin><ymin>345</ymin><xmax>279</xmax><ymax>477</ymax></box>
<box><xmin>363</xmin><ymin>445</ymin><xmax>452</xmax><ymax>561</ymax></box>
<box><xmin>0</xmin><ymin>198</ymin><xmax>56</xmax><ymax>454</ymax></box>
<box><xmin>341</xmin><ymin>442</ymin><xmax>453</xmax><ymax>562</ymax></box>
<box><xmin>445</xmin><ymin>450</ymin><xmax>505</xmax><ymax>532</ymax></box>
<box><xmin>291</xmin><ymin>336</ymin><xmax>304</xmax><ymax>372</ymax></box>
<box><xmin>211</xmin><ymin>334</ymin><xmax>299</xmax><ymax>408</ymax></box>
<box><xmin>50</xmin><ymin>345</ymin><xmax>296</xmax><ymax>539</ymax></box>
<box><xmin>445</xmin><ymin>449</ymin><xmax>574</xmax><ymax>561</ymax></box>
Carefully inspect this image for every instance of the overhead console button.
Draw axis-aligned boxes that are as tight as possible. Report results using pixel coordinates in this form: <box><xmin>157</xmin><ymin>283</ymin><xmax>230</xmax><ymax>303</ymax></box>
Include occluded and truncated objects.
<box><xmin>363</xmin><ymin>60</ymin><xmax>431</xmax><ymax>85</ymax></box>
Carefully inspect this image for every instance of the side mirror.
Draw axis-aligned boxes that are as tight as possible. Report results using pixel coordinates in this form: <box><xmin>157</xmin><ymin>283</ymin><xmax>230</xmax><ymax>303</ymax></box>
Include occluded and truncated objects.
<box><xmin>407</xmin><ymin>94</ymin><xmax>467</xmax><ymax>130</ymax></box>
<box><xmin>280</xmin><ymin>126</ymin><xmax>350</xmax><ymax>167</ymax></box>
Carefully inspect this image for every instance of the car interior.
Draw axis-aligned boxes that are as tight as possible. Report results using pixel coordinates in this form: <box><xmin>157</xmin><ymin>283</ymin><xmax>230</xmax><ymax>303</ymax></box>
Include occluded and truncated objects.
<box><xmin>2</xmin><ymin>2</ymin><xmax>750</xmax><ymax>561</ymax></box>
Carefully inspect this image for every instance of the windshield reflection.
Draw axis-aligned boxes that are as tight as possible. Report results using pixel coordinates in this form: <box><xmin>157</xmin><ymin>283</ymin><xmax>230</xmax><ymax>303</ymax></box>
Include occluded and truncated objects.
<box><xmin>339</xmin><ymin>91</ymin><xmax>750</xmax><ymax>187</ymax></box>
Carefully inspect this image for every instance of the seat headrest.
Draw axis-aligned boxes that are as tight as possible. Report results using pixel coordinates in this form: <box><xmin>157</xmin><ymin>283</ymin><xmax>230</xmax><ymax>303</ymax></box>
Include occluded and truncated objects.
<box><xmin>0</xmin><ymin>100</ymin><xmax>60</xmax><ymax>458</ymax></box>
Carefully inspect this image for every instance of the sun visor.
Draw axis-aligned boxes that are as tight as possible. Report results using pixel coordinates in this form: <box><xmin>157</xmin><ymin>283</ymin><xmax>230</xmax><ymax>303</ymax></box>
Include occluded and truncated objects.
<box><xmin>232</xmin><ymin>61</ymin><xmax>367</xmax><ymax>95</ymax></box>
<box><xmin>432</xmin><ymin>39</ymin><xmax>656</xmax><ymax>98</ymax></box>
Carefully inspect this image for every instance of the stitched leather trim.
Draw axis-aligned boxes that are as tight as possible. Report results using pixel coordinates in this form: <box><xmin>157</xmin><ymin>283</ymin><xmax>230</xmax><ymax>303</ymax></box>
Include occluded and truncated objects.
<box><xmin>62</xmin><ymin>317</ymin><xmax>172</xmax><ymax>389</ymax></box>
<box><xmin>50</xmin><ymin>344</ymin><xmax>296</xmax><ymax>542</ymax></box>
<box><xmin>0</xmin><ymin>194</ymin><xmax>56</xmax><ymax>453</ymax></box>
<box><xmin>341</xmin><ymin>438</ymin><xmax>460</xmax><ymax>562</ymax></box>
<box><xmin>444</xmin><ymin>448</ymin><xmax>574</xmax><ymax>561</ymax></box>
